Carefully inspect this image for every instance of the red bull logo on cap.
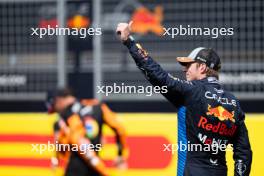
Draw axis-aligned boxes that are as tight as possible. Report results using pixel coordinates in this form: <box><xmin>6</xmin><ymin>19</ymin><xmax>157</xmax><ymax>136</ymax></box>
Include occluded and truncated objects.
<box><xmin>206</xmin><ymin>104</ymin><xmax>235</xmax><ymax>123</ymax></box>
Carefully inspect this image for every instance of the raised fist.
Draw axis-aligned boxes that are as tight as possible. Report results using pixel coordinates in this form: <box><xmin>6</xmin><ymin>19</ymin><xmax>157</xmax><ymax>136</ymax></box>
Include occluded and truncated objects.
<box><xmin>116</xmin><ymin>21</ymin><xmax>133</xmax><ymax>42</ymax></box>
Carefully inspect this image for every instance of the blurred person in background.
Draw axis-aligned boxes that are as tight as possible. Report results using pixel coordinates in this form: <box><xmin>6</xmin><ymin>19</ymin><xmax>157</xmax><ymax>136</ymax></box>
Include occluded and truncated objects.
<box><xmin>46</xmin><ymin>88</ymin><xmax>128</xmax><ymax>176</ymax></box>
<box><xmin>116</xmin><ymin>22</ymin><xmax>252</xmax><ymax>176</ymax></box>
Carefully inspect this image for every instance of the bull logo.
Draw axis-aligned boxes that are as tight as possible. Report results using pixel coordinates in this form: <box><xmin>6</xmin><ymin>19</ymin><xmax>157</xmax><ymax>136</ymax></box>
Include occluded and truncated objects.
<box><xmin>130</xmin><ymin>6</ymin><xmax>164</xmax><ymax>35</ymax></box>
<box><xmin>206</xmin><ymin>104</ymin><xmax>235</xmax><ymax>123</ymax></box>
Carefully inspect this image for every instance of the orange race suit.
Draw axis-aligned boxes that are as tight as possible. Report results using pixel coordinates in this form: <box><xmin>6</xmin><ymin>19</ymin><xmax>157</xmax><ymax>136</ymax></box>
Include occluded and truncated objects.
<box><xmin>53</xmin><ymin>99</ymin><xmax>127</xmax><ymax>176</ymax></box>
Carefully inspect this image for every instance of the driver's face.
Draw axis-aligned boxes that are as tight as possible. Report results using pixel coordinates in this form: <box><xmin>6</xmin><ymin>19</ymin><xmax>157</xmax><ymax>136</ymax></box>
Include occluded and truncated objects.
<box><xmin>181</xmin><ymin>62</ymin><xmax>200</xmax><ymax>81</ymax></box>
<box><xmin>53</xmin><ymin>97</ymin><xmax>66</xmax><ymax>113</ymax></box>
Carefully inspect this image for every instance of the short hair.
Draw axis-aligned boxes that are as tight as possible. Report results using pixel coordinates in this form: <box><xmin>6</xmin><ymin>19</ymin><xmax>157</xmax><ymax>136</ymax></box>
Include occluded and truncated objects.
<box><xmin>206</xmin><ymin>67</ymin><xmax>219</xmax><ymax>79</ymax></box>
<box><xmin>196</xmin><ymin>62</ymin><xmax>219</xmax><ymax>79</ymax></box>
<box><xmin>52</xmin><ymin>87</ymin><xmax>75</xmax><ymax>98</ymax></box>
<box><xmin>46</xmin><ymin>87</ymin><xmax>75</xmax><ymax>113</ymax></box>
<box><xmin>46</xmin><ymin>87</ymin><xmax>75</xmax><ymax>105</ymax></box>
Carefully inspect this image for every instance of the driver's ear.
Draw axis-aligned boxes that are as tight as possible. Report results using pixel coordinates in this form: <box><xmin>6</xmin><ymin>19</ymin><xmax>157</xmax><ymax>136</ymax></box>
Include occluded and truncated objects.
<box><xmin>200</xmin><ymin>63</ymin><xmax>207</xmax><ymax>73</ymax></box>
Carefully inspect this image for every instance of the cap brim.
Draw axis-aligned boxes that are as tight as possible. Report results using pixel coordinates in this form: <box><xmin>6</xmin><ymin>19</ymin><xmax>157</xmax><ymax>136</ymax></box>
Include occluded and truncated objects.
<box><xmin>176</xmin><ymin>57</ymin><xmax>195</xmax><ymax>64</ymax></box>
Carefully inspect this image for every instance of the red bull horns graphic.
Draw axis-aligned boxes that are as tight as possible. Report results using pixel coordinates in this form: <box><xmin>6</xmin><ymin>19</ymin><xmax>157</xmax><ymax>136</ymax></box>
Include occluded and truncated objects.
<box><xmin>206</xmin><ymin>104</ymin><xmax>235</xmax><ymax>123</ymax></box>
<box><xmin>130</xmin><ymin>6</ymin><xmax>164</xmax><ymax>36</ymax></box>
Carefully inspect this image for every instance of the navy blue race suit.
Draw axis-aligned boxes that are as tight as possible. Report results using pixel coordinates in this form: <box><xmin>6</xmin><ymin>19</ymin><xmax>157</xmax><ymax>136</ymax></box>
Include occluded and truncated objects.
<box><xmin>123</xmin><ymin>37</ymin><xmax>252</xmax><ymax>176</ymax></box>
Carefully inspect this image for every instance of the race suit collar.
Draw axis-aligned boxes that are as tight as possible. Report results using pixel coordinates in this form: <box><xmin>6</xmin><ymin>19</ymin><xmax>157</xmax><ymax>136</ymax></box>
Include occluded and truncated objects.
<box><xmin>206</xmin><ymin>77</ymin><xmax>219</xmax><ymax>84</ymax></box>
